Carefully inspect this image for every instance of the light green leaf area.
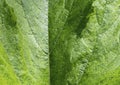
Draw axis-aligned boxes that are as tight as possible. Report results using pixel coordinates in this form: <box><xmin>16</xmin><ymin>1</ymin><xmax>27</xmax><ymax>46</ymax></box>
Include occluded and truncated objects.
<box><xmin>0</xmin><ymin>0</ymin><xmax>49</xmax><ymax>85</ymax></box>
<box><xmin>49</xmin><ymin>0</ymin><xmax>120</xmax><ymax>85</ymax></box>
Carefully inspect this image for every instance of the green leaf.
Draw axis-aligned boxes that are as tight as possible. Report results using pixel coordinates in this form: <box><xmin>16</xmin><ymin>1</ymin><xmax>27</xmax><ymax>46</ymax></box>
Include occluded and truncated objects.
<box><xmin>0</xmin><ymin>0</ymin><xmax>49</xmax><ymax>85</ymax></box>
<box><xmin>49</xmin><ymin>0</ymin><xmax>120</xmax><ymax>85</ymax></box>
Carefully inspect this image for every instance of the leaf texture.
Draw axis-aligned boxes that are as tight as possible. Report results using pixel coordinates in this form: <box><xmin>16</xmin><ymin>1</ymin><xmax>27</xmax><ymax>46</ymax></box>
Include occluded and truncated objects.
<box><xmin>0</xmin><ymin>0</ymin><xmax>49</xmax><ymax>85</ymax></box>
<box><xmin>49</xmin><ymin>0</ymin><xmax>120</xmax><ymax>85</ymax></box>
